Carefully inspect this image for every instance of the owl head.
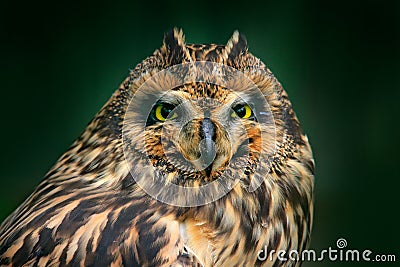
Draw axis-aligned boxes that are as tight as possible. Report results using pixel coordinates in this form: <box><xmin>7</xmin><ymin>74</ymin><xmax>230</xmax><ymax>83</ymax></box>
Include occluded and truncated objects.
<box><xmin>116</xmin><ymin>29</ymin><xmax>305</xmax><ymax>206</ymax></box>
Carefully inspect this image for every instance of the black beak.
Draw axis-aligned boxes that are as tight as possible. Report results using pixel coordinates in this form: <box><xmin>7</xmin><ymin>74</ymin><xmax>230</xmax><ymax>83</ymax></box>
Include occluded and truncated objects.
<box><xmin>199</xmin><ymin>118</ymin><xmax>216</xmax><ymax>176</ymax></box>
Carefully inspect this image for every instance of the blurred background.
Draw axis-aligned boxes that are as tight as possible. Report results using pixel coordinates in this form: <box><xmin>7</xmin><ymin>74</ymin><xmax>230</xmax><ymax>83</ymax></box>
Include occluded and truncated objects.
<box><xmin>0</xmin><ymin>0</ymin><xmax>398</xmax><ymax>265</ymax></box>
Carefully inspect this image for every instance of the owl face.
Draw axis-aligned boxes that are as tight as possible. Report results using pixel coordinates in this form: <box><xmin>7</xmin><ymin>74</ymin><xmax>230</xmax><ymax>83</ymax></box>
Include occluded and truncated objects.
<box><xmin>144</xmin><ymin>83</ymin><xmax>262</xmax><ymax>180</ymax></box>
<box><xmin>123</xmin><ymin>59</ymin><xmax>278</xmax><ymax>205</ymax></box>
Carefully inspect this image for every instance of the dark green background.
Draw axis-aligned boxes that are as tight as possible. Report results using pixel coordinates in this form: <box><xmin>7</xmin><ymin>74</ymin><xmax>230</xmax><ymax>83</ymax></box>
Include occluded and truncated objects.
<box><xmin>1</xmin><ymin>0</ymin><xmax>398</xmax><ymax>266</ymax></box>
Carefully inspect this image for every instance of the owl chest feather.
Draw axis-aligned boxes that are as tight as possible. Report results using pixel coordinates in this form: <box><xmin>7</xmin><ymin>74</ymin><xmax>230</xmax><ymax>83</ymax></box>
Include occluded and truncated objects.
<box><xmin>180</xmin><ymin>214</ymin><xmax>242</xmax><ymax>266</ymax></box>
<box><xmin>178</xmin><ymin>193</ymin><xmax>267</xmax><ymax>267</ymax></box>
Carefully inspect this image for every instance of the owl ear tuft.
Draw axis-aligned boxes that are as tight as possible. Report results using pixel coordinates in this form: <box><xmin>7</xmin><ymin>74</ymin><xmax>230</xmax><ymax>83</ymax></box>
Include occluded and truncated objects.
<box><xmin>163</xmin><ymin>28</ymin><xmax>185</xmax><ymax>50</ymax></box>
<box><xmin>224</xmin><ymin>31</ymin><xmax>248</xmax><ymax>60</ymax></box>
<box><xmin>163</xmin><ymin>28</ymin><xmax>190</xmax><ymax>64</ymax></box>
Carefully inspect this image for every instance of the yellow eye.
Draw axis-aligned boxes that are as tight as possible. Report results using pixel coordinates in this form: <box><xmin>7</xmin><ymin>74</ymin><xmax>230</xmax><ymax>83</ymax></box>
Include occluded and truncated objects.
<box><xmin>231</xmin><ymin>104</ymin><xmax>252</xmax><ymax>119</ymax></box>
<box><xmin>154</xmin><ymin>103</ymin><xmax>178</xmax><ymax>122</ymax></box>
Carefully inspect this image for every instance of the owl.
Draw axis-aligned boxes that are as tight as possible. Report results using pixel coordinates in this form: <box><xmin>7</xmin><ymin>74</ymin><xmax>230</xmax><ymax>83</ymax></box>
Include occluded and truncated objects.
<box><xmin>0</xmin><ymin>29</ymin><xmax>314</xmax><ymax>267</ymax></box>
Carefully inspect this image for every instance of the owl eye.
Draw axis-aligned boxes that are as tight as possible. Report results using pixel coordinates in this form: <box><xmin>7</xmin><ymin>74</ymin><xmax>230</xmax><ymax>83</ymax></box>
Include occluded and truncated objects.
<box><xmin>231</xmin><ymin>104</ymin><xmax>253</xmax><ymax>119</ymax></box>
<box><xmin>153</xmin><ymin>103</ymin><xmax>178</xmax><ymax>122</ymax></box>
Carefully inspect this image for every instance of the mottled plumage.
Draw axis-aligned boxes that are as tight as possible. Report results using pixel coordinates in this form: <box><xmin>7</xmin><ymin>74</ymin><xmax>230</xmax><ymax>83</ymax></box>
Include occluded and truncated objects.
<box><xmin>0</xmin><ymin>29</ymin><xmax>314</xmax><ymax>266</ymax></box>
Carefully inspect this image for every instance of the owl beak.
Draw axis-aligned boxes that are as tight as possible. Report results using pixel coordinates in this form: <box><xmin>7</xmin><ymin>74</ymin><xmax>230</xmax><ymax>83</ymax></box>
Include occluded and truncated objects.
<box><xmin>199</xmin><ymin>118</ymin><xmax>216</xmax><ymax>176</ymax></box>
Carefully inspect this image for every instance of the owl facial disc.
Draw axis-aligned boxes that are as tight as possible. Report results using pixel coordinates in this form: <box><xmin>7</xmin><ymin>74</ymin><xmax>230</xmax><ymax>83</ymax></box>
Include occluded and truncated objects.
<box><xmin>122</xmin><ymin>61</ymin><xmax>277</xmax><ymax>207</ymax></box>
